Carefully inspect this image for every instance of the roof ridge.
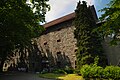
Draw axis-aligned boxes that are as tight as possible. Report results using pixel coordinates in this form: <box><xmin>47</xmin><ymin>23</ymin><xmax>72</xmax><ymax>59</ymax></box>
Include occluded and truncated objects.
<box><xmin>44</xmin><ymin>12</ymin><xmax>75</xmax><ymax>28</ymax></box>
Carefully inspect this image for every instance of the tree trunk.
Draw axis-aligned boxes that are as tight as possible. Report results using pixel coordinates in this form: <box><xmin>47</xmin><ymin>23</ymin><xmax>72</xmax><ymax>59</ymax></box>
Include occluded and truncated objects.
<box><xmin>0</xmin><ymin>60</ymin><xmax>5</xmax><ymax>73</ymax></box>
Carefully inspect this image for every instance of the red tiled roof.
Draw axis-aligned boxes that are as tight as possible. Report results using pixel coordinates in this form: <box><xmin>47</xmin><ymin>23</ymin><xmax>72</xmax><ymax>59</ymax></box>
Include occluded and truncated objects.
<box><xmin>44</xmin><ymin>12</ymin><xmax>75</xmax><ymax>28</ymax></box>
<box><xmin>43</xmin><ymin>5</ymin><xmax>98</xmax><ymax>28</ymax></box>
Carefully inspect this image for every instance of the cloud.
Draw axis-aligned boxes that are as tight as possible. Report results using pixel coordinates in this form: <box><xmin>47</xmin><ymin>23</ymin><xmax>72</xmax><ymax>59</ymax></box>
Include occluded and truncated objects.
<box><xmin>45</xmin><ymin>0</ymin><xmax>94</xmax><ymax>22</ymax></box>
<box><xmin>81</xmin><ymin>0</ymin><xmax>94</xmax><ymax>5</ymax></box>
<box><xmin>45</xmin><ymin>0</ymin><xmax>78</xmax><ymax>22</ymax></box>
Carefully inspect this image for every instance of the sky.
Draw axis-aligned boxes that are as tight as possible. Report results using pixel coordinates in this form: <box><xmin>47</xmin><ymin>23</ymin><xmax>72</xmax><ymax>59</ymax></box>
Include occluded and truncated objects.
<box><xmin>45</xmin><ymin>0</ymin><xmax>110</xmax><ymax>22</ymax></box>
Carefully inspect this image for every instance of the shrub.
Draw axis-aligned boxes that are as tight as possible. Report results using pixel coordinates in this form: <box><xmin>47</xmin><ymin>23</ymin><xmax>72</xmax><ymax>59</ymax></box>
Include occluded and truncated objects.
<box><xmin>80</xmin><ymin>65</ymin><xmax>120</xmax><ymax>79</ymax></box>
<box><xmin>64</xmin><ymin>67</ymin><xmax>74</xmax><ymax>74</ymax></box>
<box><xmin>80</xmin><ymin>64</ymin><xmax>91</xmax><ymax>78</ymax></box>
<box><xmin>74</xmin><ymin>69</ymin><xmax>81</xmax><ymax>75</ymax></box>
<box><xmin>103</xmin><ymin>66</ymin><xmax>120</xmax><ymax>79</ymax></box>
<box><xmin>80</xmin><ymin>64</ymin><xmax>103</xmax><ymax>78</ymax></box>
<box><xmin>52</xmin><ymin>67</ymin><xmax>75</xmax><ymax>74</ymax></box>
<box><xmin>53</xmin><ymin>69</ymin><xmax>67</xmax><ymax>74</ymax></box>
<box><xmin>89</xmin><ymin>65</ymin><xmax>103</xmax><ymax>78</ymax></box>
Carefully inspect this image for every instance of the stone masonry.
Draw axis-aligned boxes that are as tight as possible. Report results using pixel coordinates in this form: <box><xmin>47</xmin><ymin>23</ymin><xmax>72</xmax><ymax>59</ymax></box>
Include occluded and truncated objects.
<box><xmin>37</xmin><ymin>20</ymin><xmax>77</xmax><ymax>68</ymax></box>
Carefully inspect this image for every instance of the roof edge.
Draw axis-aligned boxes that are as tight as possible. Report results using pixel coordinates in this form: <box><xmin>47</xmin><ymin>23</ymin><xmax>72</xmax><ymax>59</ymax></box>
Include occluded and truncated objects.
<box><xmin>44</xmin><ymin>12</ymin><xmax>75</xmax><ymax>28</ymax></box>
<box><xmin>43</xmin><ymin>5</ymin><xmax>98</xmax><ymax>28</ymax></box>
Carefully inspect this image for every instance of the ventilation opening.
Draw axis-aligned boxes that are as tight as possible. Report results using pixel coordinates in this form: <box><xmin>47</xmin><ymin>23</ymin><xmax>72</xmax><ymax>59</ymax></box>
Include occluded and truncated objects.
<box><xmin>44</xmin><ymin>42</ymin><xmax>47</xmax><ymax>45</ymax></box>
<box><xmin>57</xmin><ymin>39</ymin><xmax>61</xmax><ymax>42</ymax></box>
<box><xmin>57</xmin><ymin>51</ymin><xmax>61</xmax><ymax>54</ymax></box>
<box><xmin>74</xmin><ymin>49</ymin><xmax>77</xmax><ymax>52</ymax></box>
<box><xmin>75</xmin><ymin>60</ymin><xmax>77</xmax><ymax>68</ymax></box>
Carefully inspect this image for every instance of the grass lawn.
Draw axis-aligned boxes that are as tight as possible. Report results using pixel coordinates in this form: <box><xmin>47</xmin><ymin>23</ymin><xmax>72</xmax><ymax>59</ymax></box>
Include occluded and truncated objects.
<box><xmin>39</xmin><ymin>73</ymin><xmax>83</xmax><ymax>80</ymax></box>
<box><xmin>58</xmin><ymin>74</ymin><xmax>83</xmax><ymax>80</ymax></box>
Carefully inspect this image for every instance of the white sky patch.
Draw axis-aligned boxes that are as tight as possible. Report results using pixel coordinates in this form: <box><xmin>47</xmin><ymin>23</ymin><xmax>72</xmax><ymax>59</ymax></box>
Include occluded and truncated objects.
<box><xmin>45</xmin><ymin>0</ymin><xmax>78</xmax><ymax>22</ymax></box>
<box><xmin>45</xmin><ymin>0</ymin><xmax>94</xmax><ymax>22</ymax></box>
<box><xmin>81</xmin><ymin>0</ymin><xmax>94</xmax><ymax>5</ymax></box>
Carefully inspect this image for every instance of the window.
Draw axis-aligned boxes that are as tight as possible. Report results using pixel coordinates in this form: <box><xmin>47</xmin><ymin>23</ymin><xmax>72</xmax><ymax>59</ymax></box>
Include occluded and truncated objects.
<box><xmin>4</xmin><ymin>64</ymin><xmax>7</xmax><ymax>67</ymax></box>
<box><xmin>57</xmin><ymin>39</ymin><xmax>61</xmax><ymax>42</ymax></box>
<box><xmin>57</xmin><ymin>51</ymin><xmax>61</xmax><ymax>54</ymax></box>
<box><xmin>74</xmin><ymin>49</ymin><xmax>77</xmax><ymax>52</ymax></box>
<box><xmin>44</xmin><ymin>42</ymin><xmax>47</xmax><ymax>45</ymax></box>
<box><xmin>75</xmin><ymin>60</ymin><xmax>77</xmax><ymax>68</ymax></box>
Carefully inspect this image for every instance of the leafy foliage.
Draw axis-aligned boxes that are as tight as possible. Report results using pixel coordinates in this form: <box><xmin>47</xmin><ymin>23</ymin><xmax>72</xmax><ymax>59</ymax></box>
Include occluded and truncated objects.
<box><xmin>73</xmin><ymin>1</ymin><xmax>107</xmax><ymax>68</ymax></box>
<box><xmin>103</xmin><ymin>66</ymin><xmax>120</xmax><ymax>79</ymax></box>
<box><xmin>52</xmin><ymin>67</ymin><xmax>74</xmax><ymax>74</ymax></box>
<box><xmin>64</xmin><ymin>68</ymin><xmax>74</xmax><ymax>74</ymax></box>
<box><xmin>0</xmin><ymin>0</ymin><xmax>49</xmax><ymax>72</ymax></box>
<box><xmin>98</xmin><ymin>0</ymin><xmax>120</xmax><ymax>44</ymax></box>
<box><xmin>53</xmin><ymin>69</ymin><xmax>67</xmax><ymax>74</ymax></box>
<box><xmin>80</xmin><ymin>65</ymin><xmax>120</xmax><ymax>79</ymax></box>
<box><xmin>80</xmin><ymin>57</ymin><xmax>120</xmax><ymax>79</ymax></box>
<box><xmin>80</xmin><ymin>57</ymin><xmax>103</xmax><ymax>78</ymax></box>
<box><xmin>80</xmin><ymin>64</ymin><xmax>103</xmax><ymax>78</ymax></box>
<box><xmin>30</xmin><ymin>0</ymin><xmax>50</xmax><ymax>23</ymax></box>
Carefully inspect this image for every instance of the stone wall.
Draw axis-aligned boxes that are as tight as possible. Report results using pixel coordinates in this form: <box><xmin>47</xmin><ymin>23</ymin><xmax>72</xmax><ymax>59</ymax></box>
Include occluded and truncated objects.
<box><xmin>37</xmin><ymin>20</ymin><xmax>77</xmax><ymax>68</ymax></box>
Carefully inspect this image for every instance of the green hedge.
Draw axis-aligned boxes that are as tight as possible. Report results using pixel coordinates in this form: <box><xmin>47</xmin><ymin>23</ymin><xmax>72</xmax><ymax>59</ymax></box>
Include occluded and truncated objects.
<box><xmin>103</xmin><ymin>66</ymin><xmax>120</xmax><ymax>79</ymax></box>
<box><xmin>80</xmin><ymin>65</ymin><xmax>120</xmax><ymax>79</ymax></box>
<box><xmin>52</xmin><ymin>68</ymin><xmax>74</xmax><ymax>74</ymax></box>
<box><xmin>53</xmin><ymin>69</ymin><xmax>67</xmax><ymax>74</ymax></box>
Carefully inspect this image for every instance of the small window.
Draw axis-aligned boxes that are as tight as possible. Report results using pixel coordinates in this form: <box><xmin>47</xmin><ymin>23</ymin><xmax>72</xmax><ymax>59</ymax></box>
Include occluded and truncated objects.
<box><xmin>44</xmin><ymin>42</ymin><xmax>47</xmax><ymax>45</ymax></box>
<box><xmin>74</xmin><ymin>49</ymin><xmax>77</xmax><ymax>52</ymax></box>
<box><xmin>57</xmin><ymin>39</ymin><xmax>61</xmax><ymax>42</ymax></box>
<box><xmin>5</xmin><ymin>64</ymin><xmax>7</xmax><ymax>67</ymax></box>
<box><xmin>75</xmin><ymin>60</ymin><xmax>77</xmax><ymax>68</ymax></box>
<box><xmin>57</xmin><ymin>51</ymin><xmax>61</xmax><ymax>54</ymax></box>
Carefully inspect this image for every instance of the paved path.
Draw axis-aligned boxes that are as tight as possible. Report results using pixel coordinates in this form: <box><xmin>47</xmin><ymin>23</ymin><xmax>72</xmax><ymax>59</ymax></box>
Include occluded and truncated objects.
<box><xmin>0</xmin><ymin>72</ymin><xmax>54</xmax><ymax>80</ymax></box>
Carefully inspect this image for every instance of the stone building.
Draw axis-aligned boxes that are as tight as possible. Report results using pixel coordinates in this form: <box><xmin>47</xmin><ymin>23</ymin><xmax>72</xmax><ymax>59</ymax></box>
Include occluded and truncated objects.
<box><xmin>3</xmin><ymin>5</ymin><xmax>120</xmax><ymax>72</ymax></box>
<box><xmin>37</xmin><ymin>5</ymin><xmax>99</xmax><ymax>69</ymax></box>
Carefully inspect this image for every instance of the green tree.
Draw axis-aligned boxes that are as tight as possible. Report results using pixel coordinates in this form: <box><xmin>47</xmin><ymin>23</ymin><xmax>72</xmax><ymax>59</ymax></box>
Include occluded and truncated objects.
<box><xmin>0</xmin><ymin>0</ymin><xmax>49</xmax><ymax>72</ymax></box>
<box><xmin>98</xmin><ymin>0</ymin><xmax>120</xmax><ymax>44</ymax></box>
<box><xmin>74</xmin><ymin>1</ymin><xmax>107</xmax><ymax>68</ymax></box>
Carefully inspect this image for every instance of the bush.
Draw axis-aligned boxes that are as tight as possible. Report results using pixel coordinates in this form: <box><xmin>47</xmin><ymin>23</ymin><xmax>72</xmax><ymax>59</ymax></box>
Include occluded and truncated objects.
<box><xmin>89</xmin><ymin>65</ymin><xmax>103</xmax><ymax>78</ymax></box>
<box><xmin>80</xmin><ymin>65</ymin><xmax>91</xmax><ymax>78</ymax></box>
<box><xmin>52</xmin><ymin>66</ymin><xmax>75</xmax><ymax>74</ymax></box>
<box><xmin>64</xmin><ymin>67</ymin><xmax>74</xmax><ymax>74</ymax></box>
<box><xmin>80</xmin><ymin>65</ymin><xmax>120</xmax><ymax>79</ymax></box>
<box><xmin>74</xmin><ymin>69</ymin><xmax>81</xmax><ymax>75</ymax></box>
<box><xmin>53</xmin><ymin>69</ymin><xmax>67</xmax><ymax>74</ymax></box>
<box><xmin>103</xmin><ymin>66</ymin><xmax>120</xmax><ymax>79</ymax></box>
<box><xmin>80</xmin><ymin>64</ymin><xmax>103</xmax><ymax>78</ymax></box>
